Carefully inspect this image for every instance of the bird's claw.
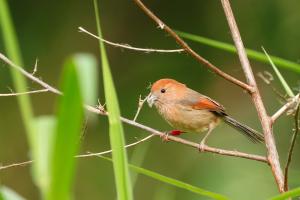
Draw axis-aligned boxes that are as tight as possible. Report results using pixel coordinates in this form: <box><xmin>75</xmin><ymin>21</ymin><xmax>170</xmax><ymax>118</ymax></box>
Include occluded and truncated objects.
<box><xmin>198</xmin><ymin>142</ymin><xmax>206</xmax><ymax>152</ymax></box>
<box><xmin>160</xmin><ymin>132</ymin><xmax>170</xmax><ymax>142</ymax></box>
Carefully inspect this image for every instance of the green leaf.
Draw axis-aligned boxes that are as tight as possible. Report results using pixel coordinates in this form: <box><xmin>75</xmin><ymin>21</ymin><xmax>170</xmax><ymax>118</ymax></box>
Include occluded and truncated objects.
<box><xmin>262</xmin><ymin>47</ymin><xmax>295</xmax><ymax>97</ymax></box>
<box><xmin>0</xmin><ymin>186</ymin><xmax>25</xmax><ymax>200</ymax></box>
<box><xmin>31</xmin><ymin>116</ymin><xmax>56</xmax><ymax>196</ymax></box>
<box><xmin>0</xmin><ymin>0</ymin><xmax>34</xmax><ymax>145</ymax></box>
<box><xmin>71</xmin><ymin>53</ymin><xmax>98</xmax><ymax>105</ymax></box>
<box><xmin>99</xmin><ymin>156</ymin><xmax>228</xmax><ymax>200</ymax></box>
<box><xmin>270</xmin><ymin>187</ymin><xmax>300</xmax><ymax>200</ymax></box>
<box><xmin>46</xmin><ymin>60</ymin><xmax>84</xmax><ymax>200</ymax></box>
<box><xmin>176</xmin><ymin>30</ymin><xmax>300</xmax><ymax>74</ymax></box>
<box><xmin>93</xmin><ymin>0</ymin><xmax>133</xmax><ymax>199</ymax></box>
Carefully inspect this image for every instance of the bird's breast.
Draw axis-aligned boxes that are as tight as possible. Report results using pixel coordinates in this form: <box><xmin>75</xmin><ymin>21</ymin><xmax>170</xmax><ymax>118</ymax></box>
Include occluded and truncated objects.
<box><xmin>156</xmin><ymin>102</ymin><xmax>220</xmax><ymax>133</ymax></box>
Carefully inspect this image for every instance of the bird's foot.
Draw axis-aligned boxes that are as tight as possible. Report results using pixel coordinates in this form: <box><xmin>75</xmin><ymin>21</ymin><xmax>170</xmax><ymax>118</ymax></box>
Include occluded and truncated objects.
<box><xmin>198</xmin><ymin>141</ymin><xmax>207</xmax><ymax>152</ymax></box>
<box><xmin>160</xmin><ymin>130</ymin><xmax>185</xmax><ymax>142</ymax></box>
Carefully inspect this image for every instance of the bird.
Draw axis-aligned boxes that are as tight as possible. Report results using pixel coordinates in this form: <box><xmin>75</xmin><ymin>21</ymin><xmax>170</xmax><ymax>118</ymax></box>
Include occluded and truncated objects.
<box><xmin>147</xmin><ymin>78</ymin><xmax>264</xmax><ymax>150</ymax></box>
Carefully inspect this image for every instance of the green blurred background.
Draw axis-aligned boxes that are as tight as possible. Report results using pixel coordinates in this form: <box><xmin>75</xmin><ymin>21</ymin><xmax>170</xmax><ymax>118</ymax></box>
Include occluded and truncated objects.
<box><xmin>0</xmin><ymin>0</ymin><xmax>299</xmax><ymax>199</ymax></box>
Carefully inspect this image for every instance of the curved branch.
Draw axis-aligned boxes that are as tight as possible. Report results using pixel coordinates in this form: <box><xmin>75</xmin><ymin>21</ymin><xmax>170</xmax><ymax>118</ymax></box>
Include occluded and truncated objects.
<box><xmin>79</xmin><ymin>27</ymin><xmax>184</xmax><ymax>53</ymax></box>
<box><xmin>132</xmin><ymin>0</ymin><xmax>253</xmax><ymax>92</ymax></box>
<box><xmin>0</xmin><ymin>52</ymin><xmax>268</xmax><ymax>165</ymax></box>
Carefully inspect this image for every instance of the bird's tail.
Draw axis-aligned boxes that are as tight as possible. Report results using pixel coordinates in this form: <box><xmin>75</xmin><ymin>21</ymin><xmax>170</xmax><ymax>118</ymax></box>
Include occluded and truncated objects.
<box><xmin>222</xmin><ymin>115</ymin><xmax>264</xmax><ymax>143</ymax></box>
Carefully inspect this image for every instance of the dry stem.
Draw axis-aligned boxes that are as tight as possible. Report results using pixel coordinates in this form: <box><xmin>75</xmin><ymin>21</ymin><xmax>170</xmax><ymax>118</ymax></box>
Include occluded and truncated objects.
<box><xmin>132</xmin><ymin>0</ymin><xmax>253</xmax><ymax>92</ymax></box>
<box><xmin>271</xmin><ymin>94</ymin><xmax>300</xmax><ymax>123</ymax></box>
<box><xmin>284</xmin><ymin>105</ymin><xmax>300</xmax><ymax>191</ymax></box>
<box><xmin>220</xmin><ymin>0</ymin><xmax>284</xmax><ymax>192</ymax></box>
<box><xmin>79</xmin><ymin>27</ymin><xmax>184</xmax><ymax>53</ymax></box>
<box><xmin>0</xmin><ymin>52</ymin><xmax>268</xmax><ymax>166</ymax></box>
<box><xmin>0</xmin><ymin>89</ymin><xmax>49</xmax><ymax>96</ymax></box>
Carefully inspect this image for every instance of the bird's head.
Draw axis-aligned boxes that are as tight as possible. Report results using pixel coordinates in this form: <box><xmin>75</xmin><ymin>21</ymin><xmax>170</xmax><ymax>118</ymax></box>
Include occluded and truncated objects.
<box><xmin>147</xmin><ymin>78</ymin><xmax>186</xmax><ymax>108</ymax></box>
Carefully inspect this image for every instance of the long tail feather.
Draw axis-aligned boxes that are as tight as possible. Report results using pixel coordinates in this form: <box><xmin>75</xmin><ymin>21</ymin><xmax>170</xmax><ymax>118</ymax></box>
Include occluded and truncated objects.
<box><xmin>222</xmin><ymin>115</ymin><xmax>264</xmax><ymax>143</ymax></box>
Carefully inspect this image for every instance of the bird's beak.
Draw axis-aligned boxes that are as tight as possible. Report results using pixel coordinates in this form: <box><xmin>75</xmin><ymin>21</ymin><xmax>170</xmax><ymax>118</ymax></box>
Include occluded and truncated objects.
<box><xmin>147</xmin><ymin>93</ymin><xmax>157</xmax><ymax>107</ymax></box>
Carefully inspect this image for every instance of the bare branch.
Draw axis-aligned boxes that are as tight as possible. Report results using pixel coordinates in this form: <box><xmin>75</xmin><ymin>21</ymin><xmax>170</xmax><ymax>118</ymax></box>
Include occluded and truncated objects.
<box><xmin>271</xmin><ymin>93</ymin><xmax>300</xmax><ymax>123</ymax></box>
<box><xmin>77</xmin><ymin>134</ymin><xmax>155</xmax><ymax>158</ymax></box>
<box><xmin>221</xmin><ymin>0</ymin><xmax>284</xmax><ymax>192</ymax></box>
<box><xmin>78</xmin><ymin>27</ymin><xmax>184</xmax><ymax>53</ymax></box>
<box><xmin>0</xmin><ymin>134</ymin><xmax>155</xmax><ymax>171</ymax></box>
<box><xmin>0</xmin><ymin>52</ymin><xmax>268</xmax><ymax>166</ymax></box>
<box><xmin>133</xmin><ymin>94</ymin><xmax>150</xmax><ymax>121</ymax></box>
<box><xmin>284</xmin><ymin>105</ymin><xmax>300</xmax><ymax>191</ymax></box>
<box><xmin>0</xmin><ymin>53</ymin><xmax>61</xmax><ymax>95</ymax></box>
<box><xmin>0</xmin><ymin>89</ymin><xmax>49</xmax><ymax>96</ymax></box>
<box><xmin>0</xmin><ymin>160</ymin><xmax>33</xmax><ymax>170</ymax></box>
<box><xmin>132</xmin><ymin>0</ymin><xmax>253</xmax><ymax>92</ymax></box>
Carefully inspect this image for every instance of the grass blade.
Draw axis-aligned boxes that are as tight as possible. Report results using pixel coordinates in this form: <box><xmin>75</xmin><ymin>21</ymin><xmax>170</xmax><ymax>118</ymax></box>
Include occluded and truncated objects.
<box><xmin>270</xmin><ymin>187</ymin><xmax>300</xmax><ymax>200</ymax></box>
<box><xmin>176</xmin><ymin>31</ymin><xmax>300</xmax><ymax>74</ymax></box>
<box><xmin>32</xmin><ymin>116</ymin><xmax>56</xmax><ymax>197</ymax></box>
<box><xmin>46</xmin><ymin>59</ymin><xmax>84</xmax><ymax>200</ymax></box>
<box><xmin>0</xmin><ymin>186</ymin><xmax>25</xmax><ymax>200</ymax></box>
<box><xmin>0</xmin><ymin>0</ymin><xmax>34</xmax><ymax>143</ymax></box>
<box><xmin>72</xmin><ymin>53</ymin><xmax>98</xmax><ymax>105</ymax></box>
<box><xmin>99</xmin><ymin>156</ymin><xmax>228</xmax><ymax>200</ymax></box>
<box><xmin>93</xmin><ymin>0</ymin><xmax>133</xmax><ymax>199</ymax></box>
<box><xmin>262</xmin><ymin>47</ymin><xmax>295</xmax><ymax>97</ymax></box>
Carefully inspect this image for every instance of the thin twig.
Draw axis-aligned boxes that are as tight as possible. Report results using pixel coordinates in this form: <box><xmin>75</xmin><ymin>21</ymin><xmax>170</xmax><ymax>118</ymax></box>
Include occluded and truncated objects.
<box><xmin>77</xmin><ymin>134</ymin><xmax>155</xmax><ymax>158</ymax></box>
<box><xmin>0</xmin><ymin>52</ymin><xmax>268</xmax><ymax>165</ymax></box>
<box><xmin>220</xmin><ymin>0</ymin><xmax>284</xmax><ymax>192</ymax></box>
<box><xmin>78</xmin><ymin>27</ymin><xmax>184</xmax><ymax>53</ymax></box>
<box><xmin>0</xmin><ymin>134</ymin><xmax>155</xmax><ymax>171</ymax></box>
<box><xmin>32</xmin><ymin>58</ymin><xmax>38</xmax><ymax>75</ymax></box>
<box><xmin>271</xmin><ymin>93</ymin><xmax>300</xmax><ymax>123</ymax></box>
<box><xmin>0</xmin><ymin>53</ymin><xmax>61</xmax><ymax>95</ymax></box>
<box><xmin>284</xmin><ymin>105</ymin><xmax>300</xmax><ymax>191</ymax></box>
<box><xmin>133</xmin><ymin>94</ymin><xmax>150</xmax><ymax>121</ymax></box>
<box><xmin>0</xmin><ymin>160</ymin><xmax>33</xmax><ymax>170</ymax></box>
<box><xmin>132</xmin><ymin>0</ymin><xmax>253</xmax><ymax>92</ymax></box>
<box><xmin>0</xmin><ymin>89</ymin><xmax>49</xmax><ymax>96</ymax></box>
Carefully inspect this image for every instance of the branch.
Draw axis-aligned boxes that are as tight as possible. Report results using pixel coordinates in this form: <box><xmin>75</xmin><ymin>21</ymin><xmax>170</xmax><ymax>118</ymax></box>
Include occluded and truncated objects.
<box><xmin>0</xmin><ymin>89</ymin><xmax>49</xmax><ymax>96</ymax></box>
<box><xmin>0</xmin><ymin>53</ymin><xmax>61</xmax><ymax>95</ymax></box>
<box><xmin>0</xmin><ymin>134</ymin><xmax>155</xmax><ymax>171</ymax></box>
<box><xmin>133</xmin><ymin>94</ymin><xmax>150</xmax><ymax>121</ymax></box>
<box><xmin>78</xmin><ymin>27</ymin><xmax>184</xmax><ymax>53</ymax></box>
<box><xmin>271</xmin><ymin>93</ymin><xmax>300</xmax><ymax>123</ymax></box>
<box><xmin>132</xmin><ymin>0</ymin><xmax>253</xmax><ymax>92</ymax></box>
<box><xmin>0</xmin><ymin>52</ymin><xmax>268</xmax><ymax>164</ymax></box>
<box><xmin>284</xmin><ymin>105</ymin><xmax>300</xmax><ymax>191</ymax></box>
<box><xmin>220</xmin><ymin>0</ymin><xmax>285</xmax><ymax>192</ymax></box>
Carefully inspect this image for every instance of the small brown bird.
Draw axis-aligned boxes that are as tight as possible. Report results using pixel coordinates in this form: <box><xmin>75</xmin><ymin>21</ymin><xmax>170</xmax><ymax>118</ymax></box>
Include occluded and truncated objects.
<box><xmin>147</xmin><ymin>78</ymin><xmax>264</xmax><ymax>149</ymax></box>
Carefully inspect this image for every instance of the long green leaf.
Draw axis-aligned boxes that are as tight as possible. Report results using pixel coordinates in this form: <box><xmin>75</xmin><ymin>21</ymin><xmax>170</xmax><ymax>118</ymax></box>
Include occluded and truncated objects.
<box><xmin>46</xmin><ymin>60</ymin><xmax>84</xmax><ymax>200</ymax></box>
<box><xmin>72</xmin><ymin>53</ymin><xmax>98</xmax><ymax>105</ymax></box>
<box><xmin>32</xmin><ymin>116</ymin><xmax>56</xmax><ymax>197</ymax></box>
<box><xmin>93</xmin><ymin>0</ymin><xmax>133</xmax><ymax>199</ymax></box>
<box><xmin>99</xmin><ymin>156</ymin><xmax>228</xmax><ymax>200</ymax></box>
<box><xmin>270</xmin><ymin>187</ymin><xmax>300</xmax><ymax>200</ymax></box>
<box><xmin>0</xmin><ymin>186</ymin><xmax>25</xmax><ymax>200</ymax></box>
<box><xmin>176</xmin><ymin>31</ymin><xmax>300</xmax><ymax>74</ymax></box>
<box><xmin>262</xmin><ymin>47</ymin><xmax>295</xmax><ymax>97</ymax></box>
<box><xmin>0</xmin><ymin>0</ymin><xmax>34</xmax><ymax>143</ymax></box>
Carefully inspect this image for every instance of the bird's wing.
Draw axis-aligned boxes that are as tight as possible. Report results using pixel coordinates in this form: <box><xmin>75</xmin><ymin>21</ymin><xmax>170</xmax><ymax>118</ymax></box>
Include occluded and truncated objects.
<box><xmin>179</xmin><ymin>89</ymin><xmax>226</xmax><ymax>114</ymax></box>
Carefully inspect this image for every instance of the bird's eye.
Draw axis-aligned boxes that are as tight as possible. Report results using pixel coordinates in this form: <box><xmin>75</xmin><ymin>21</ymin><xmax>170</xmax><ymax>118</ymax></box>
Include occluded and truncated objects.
<box><xmin>160</xmin><ymin>88</ymin><xmax>166</xmax><ymax>93</ymax></box>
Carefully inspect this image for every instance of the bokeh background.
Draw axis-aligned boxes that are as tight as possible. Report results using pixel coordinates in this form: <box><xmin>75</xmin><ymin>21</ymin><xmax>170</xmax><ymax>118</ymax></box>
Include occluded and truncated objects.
<box><xmin>0</xmin><ymin>0</ymin><xmax>300</xmax><ymax>199</ymax></box>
